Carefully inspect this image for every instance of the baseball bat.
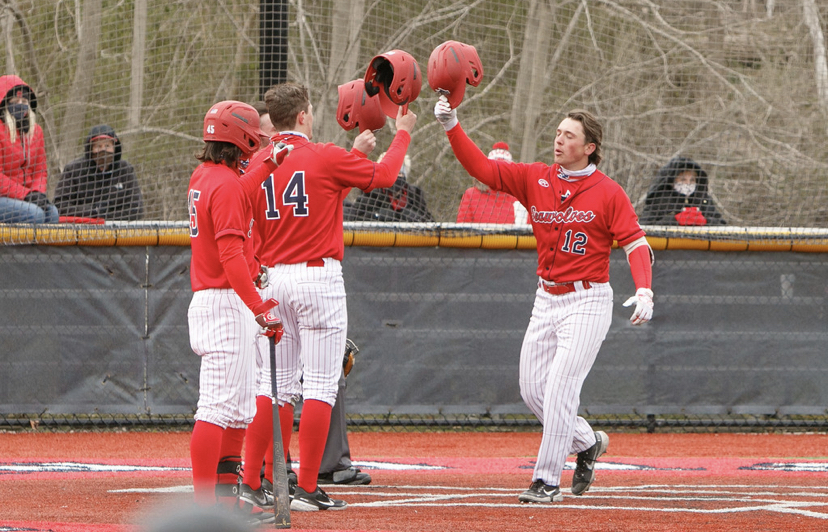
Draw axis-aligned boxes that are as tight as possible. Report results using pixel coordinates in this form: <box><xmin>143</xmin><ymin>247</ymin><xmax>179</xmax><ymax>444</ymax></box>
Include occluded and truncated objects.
<box><xmin>269</xmin><ymin>334</ymin><xmax>291</xmax><ymax>528</ymax></box>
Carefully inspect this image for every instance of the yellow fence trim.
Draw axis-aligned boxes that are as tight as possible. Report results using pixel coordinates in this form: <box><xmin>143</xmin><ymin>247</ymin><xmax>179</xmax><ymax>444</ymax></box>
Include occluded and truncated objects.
<box><xmin>2</xmin><ymin>224</ymin><xmax>828</xmax><ymax>252</ymax></box>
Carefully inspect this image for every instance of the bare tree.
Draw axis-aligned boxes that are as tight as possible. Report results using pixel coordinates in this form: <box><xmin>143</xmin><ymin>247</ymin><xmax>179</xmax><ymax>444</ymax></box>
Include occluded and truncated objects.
<box><xmin>56</xmin><ymin>0</ymin><xmax>102</xmax><ymax>171</ymax></box>
<box><xmin>318</xmin><ymin>0</ymin><xmax>365</xmax><ymax>143</ymax></box>
<box><xmin>802</xmin><ymin>0</ymin><xmax>828</xmax><ymax>118</ymax></box>
<box><xmin>128</xmin><ymin>0</ymin><xmax>147</xmax><ymax>129</ymax></box>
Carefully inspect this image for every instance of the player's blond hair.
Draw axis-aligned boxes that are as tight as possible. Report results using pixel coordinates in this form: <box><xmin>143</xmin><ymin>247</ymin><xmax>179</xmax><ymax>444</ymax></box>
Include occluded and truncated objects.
<box><xmin>264</xmin><ymin>82</ymin><xmax>310</xmax><ymax>131</ymax></box>
<box><xmin>567</xmin><ymin>109</ymin><xmax>602</xmax><ymax>166</ymax></box>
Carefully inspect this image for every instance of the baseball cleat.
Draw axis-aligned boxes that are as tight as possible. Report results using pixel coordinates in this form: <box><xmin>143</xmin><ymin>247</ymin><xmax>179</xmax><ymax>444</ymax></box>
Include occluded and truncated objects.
<box><xmin>239</xmin><ymin>483</ymin><xmax>274</xmax><ymax>510</ymax></box>
<box><xmin>261</xmin><ymin>476</ymin><xmax>295</xmax><ymax>501</ymax></box>
<box><xmin>318</xmin><ymin>467</ymin><xmax>372</xmax><ymax>485</ymax></box>
<box><xmin>518</xmin><ymin>480</ymin><xmax>563</xmax><ymax>503</ymax></box>
<box><xmin>571</xmin><ymin>430</ymin><xmax>609</xmax><ymax>496</ymax></box>
<box><xmin>290</xmin><ymin>486</ymin><xmax>347</xmax><ymax>511</ymax></box>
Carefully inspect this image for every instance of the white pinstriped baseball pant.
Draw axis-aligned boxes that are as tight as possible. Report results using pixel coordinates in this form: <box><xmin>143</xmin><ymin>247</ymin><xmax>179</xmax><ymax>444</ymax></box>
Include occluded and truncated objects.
<box><xmin>257</xmin><ymin>258</ymin><xmax>346</xmax><ymax>407</ymax></box>
<box><xmin>519</xmin><ymin>280</ymin><xmax>613</xmax><ymax>486</ymax></box>
<box><xmin>188</xmin><ymin>288</ymin><xmax>259</xmax><ymax>429</ymax></box>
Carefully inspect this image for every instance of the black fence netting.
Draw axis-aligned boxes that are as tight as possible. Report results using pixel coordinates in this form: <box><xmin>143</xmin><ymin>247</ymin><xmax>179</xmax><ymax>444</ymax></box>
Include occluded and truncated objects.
<box><xmin>1</xmin><ymin>233</ymin><xmax>826</xmax><ymax>433</ymax></box>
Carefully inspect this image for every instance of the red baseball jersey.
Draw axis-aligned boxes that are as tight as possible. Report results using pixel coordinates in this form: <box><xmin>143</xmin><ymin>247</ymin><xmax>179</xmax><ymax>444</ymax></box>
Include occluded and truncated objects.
<box><xmin>447</xmin><ymin>125</ymin><xmax>644</xmax><ymax>283</ymax></box>
<box><xmin>249</xmin><ymin>131</ymin><xmax>410</xmax><ymax>265</ymax></box>
<box><xmin>456</xmin><ymin>187</ymin><xmax>521</xmax><ymax>223</ymax></box>
<box><xmin>188</xmin><ymin>161</ymin><xmax>258</xmax><ymax>291</ymax></box>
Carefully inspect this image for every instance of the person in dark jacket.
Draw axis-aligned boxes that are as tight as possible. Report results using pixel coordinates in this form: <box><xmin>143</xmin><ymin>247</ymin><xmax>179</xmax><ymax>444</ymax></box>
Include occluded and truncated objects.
<box><xmin>640</xmin><ymin>156</ymin><xmax>725</xmax><ymax>226</ymax></box>
<box><xmin>346</xmin><ymin>153</ymin><xmax>434</xmax><ymax>222</ymax></box>
<box><xmin>55</xmin><ymin>124</ymin><xmax>144</xmax><ymax>221</ymax></box>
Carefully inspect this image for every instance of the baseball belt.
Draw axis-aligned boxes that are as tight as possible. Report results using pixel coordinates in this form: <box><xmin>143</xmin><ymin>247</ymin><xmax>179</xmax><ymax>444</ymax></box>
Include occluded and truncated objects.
<box><xmin>539</xmin><ymin>280</ymin><xmax>592</xmax><ymax>295</ymax></box>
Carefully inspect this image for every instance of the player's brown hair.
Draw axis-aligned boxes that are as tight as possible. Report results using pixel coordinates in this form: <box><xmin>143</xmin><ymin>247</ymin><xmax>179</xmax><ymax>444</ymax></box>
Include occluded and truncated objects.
<box><xmin>567</xmin><ymin>109</ymin><xmax>603</xmax><ymax>166</ymax></box>
<box><xmin>264</xmin><ymin>82</ymin><xmax>310</xmax><ymax>130</ymax></box>
<box><xmin>195</xmin><ymin>141</ymin><xmax>243</xmax><ymax>167</ymax></box>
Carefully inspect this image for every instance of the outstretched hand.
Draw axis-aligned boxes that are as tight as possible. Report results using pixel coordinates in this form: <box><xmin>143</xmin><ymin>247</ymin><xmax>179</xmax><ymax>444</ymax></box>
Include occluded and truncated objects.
<box><xmin>352</xmin><ymin>129</ymin><xmax>377</xmax><ymax>155</ymax></box>
<box><xmin>434</xmin><ymin>95</ymin><xmax>458</xmax><ymax>131</ymax></box>
<box><xmin>395</xmin><ymin>105</ymin><xmax>417</xmax><ymax>134</ymax></box>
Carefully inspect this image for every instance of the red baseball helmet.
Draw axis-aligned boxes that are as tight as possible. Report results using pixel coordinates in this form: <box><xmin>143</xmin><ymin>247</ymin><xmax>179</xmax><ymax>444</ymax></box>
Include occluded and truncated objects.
<box><xmin>203</xmin><ymin>100</ymin><xmax>266</xmax><ymax>158</ymax></box>
<box><xmin>364</xmin><ymin>49</ymin><xmax>422</xmax><ymax>118</ymax></box>
<box><xmin>427</xmin><ymin>40</ymin><xmax>484</xmax><ymax>108</ymax></box>
<box><xmin>336</xmin><ymin>79</ymin><xmax>386</xmax><ymax>133</ymax></box>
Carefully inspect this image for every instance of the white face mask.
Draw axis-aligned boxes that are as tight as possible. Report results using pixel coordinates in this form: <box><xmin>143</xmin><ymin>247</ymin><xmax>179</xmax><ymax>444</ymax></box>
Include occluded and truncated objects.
<box><xmin>674</xmin><ymin>182</ymin><xmax>696</xmax><ymax>196</ymax></box>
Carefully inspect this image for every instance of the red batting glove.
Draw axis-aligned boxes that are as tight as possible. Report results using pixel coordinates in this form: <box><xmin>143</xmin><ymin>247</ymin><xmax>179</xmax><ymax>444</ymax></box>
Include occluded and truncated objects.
<box><xmin>675</xmin><ymin>206</ymin><xmax>707</xmax><ymax>226</ymax></box>
<box><xmin>253</xmin><ymin>298</ymin><xmax>284</xmax><ymax>343</ymax></box>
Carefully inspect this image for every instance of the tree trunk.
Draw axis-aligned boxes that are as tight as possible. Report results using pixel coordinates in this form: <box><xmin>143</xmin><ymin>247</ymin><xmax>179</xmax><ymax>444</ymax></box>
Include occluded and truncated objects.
<box><xmin>128</xmin><ymin>0</ymin><xmax>147</xmax><ymax>129</ymax></box>
<box><xmin>802</xmin><ymin>0</ymin><xmax>828</xmax><ymax>117</ymax></box>
<box><xmin>57</xmin><ymin>0</ymin><xmax>103</xmax><ymax>171</ymax></box>
<box><xmin>318</xmin><ymin>0</ymin><xmax>364</xmax><ymax>143</ymax></box>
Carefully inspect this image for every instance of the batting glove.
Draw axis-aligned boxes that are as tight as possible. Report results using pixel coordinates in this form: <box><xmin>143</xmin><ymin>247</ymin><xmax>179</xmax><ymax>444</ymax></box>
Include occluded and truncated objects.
<box><xmin>434</xmin><ymin>95</ymin><xmax>458</xmax><ymax>131</ymax></box>
<box><xmin>254</xmin><ymin>265</ymin><xmax>269</xmax><ymax>290</ymax></box>
<box><xmin>270</xmin><ymin>141</ymin><xmax>293</xmax><ymax>166</ymax></box>
<box><xmin>623</xmin><ymin>288</ymin><xmax>654</xmax><ymax>325</ymax></box>
<box><xmin>254</xmin><ymin>299</ymin><xmax>284</xmax><ymax>343</ymax></box>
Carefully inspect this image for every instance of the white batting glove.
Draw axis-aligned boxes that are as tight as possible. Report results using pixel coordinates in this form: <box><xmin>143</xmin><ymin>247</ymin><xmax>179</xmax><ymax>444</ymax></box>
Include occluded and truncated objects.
<box><xmin>269</xmin><ymin>141</ymin><xmax>293</xmax><ymax>166</ymax></box>
<box><xmin>623</xmin><ymin>288</ymin><xmax>654</xmax><ymax>325</ymax></box>
<box><xmin>434</xmin><ymin>95</ymin><xmax>458</xmax><ymax>131</ymax></box>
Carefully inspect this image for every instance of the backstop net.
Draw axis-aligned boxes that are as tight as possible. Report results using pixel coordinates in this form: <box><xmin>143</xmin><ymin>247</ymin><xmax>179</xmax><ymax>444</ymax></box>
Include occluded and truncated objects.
<box><xmin>0</xmin><ymin>0</ymin><xmax>825</xmax><ymax>236</ymax></box>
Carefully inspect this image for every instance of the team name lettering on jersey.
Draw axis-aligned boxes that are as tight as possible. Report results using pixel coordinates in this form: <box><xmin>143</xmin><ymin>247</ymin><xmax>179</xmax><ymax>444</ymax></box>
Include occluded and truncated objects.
<box><xmin>531</xmin><ymin>205</ymin><xmax>596</xmax><ymax>224</ymax></box>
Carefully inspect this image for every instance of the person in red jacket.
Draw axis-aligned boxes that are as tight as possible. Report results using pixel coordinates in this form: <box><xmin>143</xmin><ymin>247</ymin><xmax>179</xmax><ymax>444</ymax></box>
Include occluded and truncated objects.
<box><xmin>456</xmin><ymin>142</ymin><xmax>527</xmax><ymax>224</ymax></box>
<box><xmin>0</xmin><ymin>75</ymin><xmax>58</xmax><ymax>223</ymax></box>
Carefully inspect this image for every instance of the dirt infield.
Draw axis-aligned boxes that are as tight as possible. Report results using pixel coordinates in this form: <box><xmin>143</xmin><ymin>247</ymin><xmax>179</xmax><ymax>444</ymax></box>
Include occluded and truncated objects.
<box><xmin>1</xmin><ymin>431</ymin><xmax>826</xmax><ymax>531</ymax></box>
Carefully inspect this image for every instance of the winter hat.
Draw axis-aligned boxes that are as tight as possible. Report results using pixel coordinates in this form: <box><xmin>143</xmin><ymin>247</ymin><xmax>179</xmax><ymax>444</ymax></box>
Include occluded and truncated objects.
<box><xmin>487</xmin><ymin>141</ymin><xmax>512</xmax><ymax>162</ymax></box>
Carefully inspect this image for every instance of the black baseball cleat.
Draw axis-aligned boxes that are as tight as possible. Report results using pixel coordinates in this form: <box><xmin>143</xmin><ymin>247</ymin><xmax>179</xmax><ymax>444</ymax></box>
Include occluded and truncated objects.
<box><xmin>318</xmin><ymin>466</ymin><xmax>372</xmax><ymax>485</ymax></box>
<box><xmin>290</xmin><ymin>485</ymin><xmax>347</xmax><ymax>511</ymax></box>
<box><xmin>261</xmin><ymin>476</ymin><xmax>295</xmax><ymax>501</ymax></box>
<box><xmin>239</xmin><ymin>483</ymin><xmax>274</xmax><ymax>510</ymax></box>
<box><xmin>518</xmin><ymin>480</ymin><xmax>563</xmax><ymax>503</ymax></box>
<box><xmin>571</xmin><ymin>430</ymin><xmax>609</xmax><ymax>496</ymax></box>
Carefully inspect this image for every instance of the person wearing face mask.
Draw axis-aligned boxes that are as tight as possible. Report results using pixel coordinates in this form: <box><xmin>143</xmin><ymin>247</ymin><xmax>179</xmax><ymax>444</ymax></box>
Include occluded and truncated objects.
<box><xmin>640</xmin><ymin>156</ymin><xmax>726</xmax><ymax>226</ymax></box>
<box><xmin>55</xmin><ymin>124</ymin><xmax>144</xmax><ymax>221</ymax></box>
<box><xmin>0</xmin><ymin>75</ymin><xmax>59</xmax><ymax>223</ymax></box>
<box><xmin>346</xmin><ymin>153</ymin><xmax>434</xmax><ymax>222</ymax></box>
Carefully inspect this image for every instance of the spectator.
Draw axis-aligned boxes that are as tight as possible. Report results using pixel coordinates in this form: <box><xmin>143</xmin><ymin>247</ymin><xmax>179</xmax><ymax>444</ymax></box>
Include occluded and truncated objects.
<box><xmin>346</xmin><ymin>153</ymin><xmax>434</xmax><ymax>222</ymax></box>
<box><xmin>0</xmin><ymin>75</ymin><xmax>59</xmax><ymax>223</ymax></box>
<box><xmin>54</xmin><ymin>125</ymin><xmax>144</xmax><ymax>221</ymax></box>
<box><xmin>456</xmin><ymin>142</ymin><xmax>527</xmax><ymax>224</ymax></box>
<box><xmin>640</xmin><ymin>156</ymin><xmax>726</xmax><ymax>226</ymax></box>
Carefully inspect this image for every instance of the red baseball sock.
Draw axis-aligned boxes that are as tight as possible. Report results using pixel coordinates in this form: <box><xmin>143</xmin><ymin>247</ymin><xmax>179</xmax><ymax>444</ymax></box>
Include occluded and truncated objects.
<box><xmin>242</xmin><ymin>396</ymin><xmax>273</xmax><ymax>489</ymax></box>
<box><xmin>297</xmin><ymin>399</ymin><xmax>332</xmax><ymax>493</ymax></box>
<box><xmin>190</xmin><ymin>420</ymin><xmax>223</xmax><ymax>506</ymax></box>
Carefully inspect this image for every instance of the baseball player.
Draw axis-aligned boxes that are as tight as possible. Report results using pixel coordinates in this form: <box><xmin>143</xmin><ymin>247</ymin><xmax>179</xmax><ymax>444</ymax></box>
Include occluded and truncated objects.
<box><xmin>186</xmin><ymin>100</ymin><xmax>291</xmax><ymax>518</ymax></box>
<box><xmin>238</xmin><ymin>82</ymin><xmax>416</xmax><ymax>512</ymax></box>
<box><xmin>435</xmin><ymin>96</ymin><xmax>653</xmax><ymax>502</ymax></box>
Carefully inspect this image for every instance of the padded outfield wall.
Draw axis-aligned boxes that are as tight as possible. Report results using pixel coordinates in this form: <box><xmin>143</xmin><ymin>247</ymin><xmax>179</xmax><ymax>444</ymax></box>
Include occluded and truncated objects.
<box><xmin>1</xmin><ymin>225</ymin><xmax>826</xmax><ymax>421</ymax></box>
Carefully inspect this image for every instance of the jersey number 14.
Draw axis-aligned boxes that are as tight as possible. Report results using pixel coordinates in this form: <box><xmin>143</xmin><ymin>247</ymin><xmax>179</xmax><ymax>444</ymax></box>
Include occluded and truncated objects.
<box><xmin>261</xmin><ymin>171</ymin><xmax>309</xmax><ymax>220</ymax></box>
